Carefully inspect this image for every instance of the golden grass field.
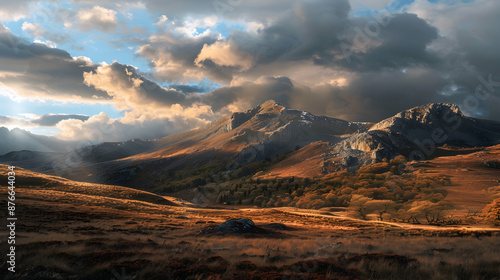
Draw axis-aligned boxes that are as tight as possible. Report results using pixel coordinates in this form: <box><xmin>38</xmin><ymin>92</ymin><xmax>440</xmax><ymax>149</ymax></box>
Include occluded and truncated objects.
<box><xmin>1</xmin><ymin>165</ymin><xmax>500</xmax><ymax>279</ymax></box>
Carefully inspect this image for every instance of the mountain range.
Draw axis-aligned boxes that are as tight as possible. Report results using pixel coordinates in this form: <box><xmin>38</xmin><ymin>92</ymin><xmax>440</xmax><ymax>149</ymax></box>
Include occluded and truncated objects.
<box><xmin>0</xmin><ymin>127</ymin><xmax>81</xmax><ymax>156</ymax></box>
<box><xmin>2</xmin><ymin>100</ymin><xmax>499</xmax><ymax>193</ymax></box>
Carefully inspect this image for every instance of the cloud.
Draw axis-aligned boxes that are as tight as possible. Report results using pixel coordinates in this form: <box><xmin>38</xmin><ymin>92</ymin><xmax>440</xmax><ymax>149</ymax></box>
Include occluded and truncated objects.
<box><xmin>156</xmin><ymin>15</ymin><xmax>169</xmax><ymax>26</ymax></box>
<box><xmin>83</xmin><ymin>62</ymin><xmax>197</xmax><ymax>110</ymax></box>
<box><xmin>333</xmin><ymin>13</ymin><xmax>440</xmax><ymax>72</ymax></box>
<box><xmin>407</xmin><ymin>0</ymin><xmax>494</xmax><ymax>32</ymax></box>
<box><xmin>136</xmin><ymin>31</ymin><xmax>232</xmax><ymax>83</ymax></box>
<box><xmin>137</xmin><ymin>0</ymin><xmax>353</xmax><ymax>84</ymax></box>
<box><xmin>73</xmin><ymin>0</ymin><xmax>296</xmax><ymax>21</ymax></box>
<box><xmin>195</xmin><ymin>40</ymin><xmax>254</xmax><ymax>71</ymax></box>
<box><xmin>225</xmin><ymin>0</ymin><xmax>351</xmax><ymax>66</ymax></box>
<box><xmin>197</xmin><ymin>70</ymin><xmax>448</xmax><ymax>122</ymax></box>
<box><xmin>76</xmin><ymin>6</ymin><xmax>118</xmax><ymax>33</ymax></box>
<box><xmin>31</xmin><ymin>114</ymin><xmax>90</xmax><ymax>126</ymax></box>
<box><xmin>169</xmin><ymin>84</ymin><xmax>212</xmax><ymax>93</ymax></box>
<box><xmin>0</xmin><ymin>23</ymin><xmax>109</xmax><ymax>102</ymax></box>
<box><xmin>0</xmin><ymin>0</ymin><xmax>39</xmax><ymax>21</ymax></box>
<box><xmin>55</xmin><ymin>108</ymin><xmax>212</xmax><ymax>142</ymax></box>
<box><xmin>61</xmin><ymin>61</ymin><xmax>216</xmax><ymax>141</ymax></box>
<box><xmin>22</xmin><ymin>22</ymin><xmax>71</xmax><ymax>45</ymax></box>
<box><xmin>0</xmin><ymin>113</ymin><xmax>91</xmax><ymax>130</ymax></box>
<box><xmin>349</xmin><ymin>0</ymin><xmax>392</xmax><ymax>10</ymax></box>
<box><xmin>176</xmin><ymin>16</ymin><xmax>219</xmax><ymax>38</ymax></box>
<box><xmin>407</xmin><ymin>0</ymin><xmax>500</xmax><ymax>74</ymax></box>
<box><xmin>0</xmin><ymin>115</ymin><xmax>32</xmax><ymax>127</ymax></box>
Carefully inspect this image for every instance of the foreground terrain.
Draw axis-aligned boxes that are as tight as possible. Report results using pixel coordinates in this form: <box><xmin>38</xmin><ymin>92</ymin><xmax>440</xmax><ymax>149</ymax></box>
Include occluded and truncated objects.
<box><xmin>1</xmin><ymin>166</ymin><xmax>500</xmax><ymax>279</ymax></box>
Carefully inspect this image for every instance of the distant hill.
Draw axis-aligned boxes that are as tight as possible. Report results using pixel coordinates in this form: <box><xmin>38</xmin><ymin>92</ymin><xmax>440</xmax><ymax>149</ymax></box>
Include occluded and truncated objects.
<box><xmin>0</xmin><ymin>138</ymin><xmax>157</xmax><ymax>174</ymax></box>
<box><xmin>0</xmin><ymin>164</ymin><xmax>177</xmax><ymax>206</ymax></box>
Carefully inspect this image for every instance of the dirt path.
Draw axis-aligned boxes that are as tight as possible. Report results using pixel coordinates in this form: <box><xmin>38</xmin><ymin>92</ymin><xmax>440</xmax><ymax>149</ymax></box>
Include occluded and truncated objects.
<box><xmin>271</xmin><ymin>207</ymin><xmax>500</xmax><ymax>232</ymax></box>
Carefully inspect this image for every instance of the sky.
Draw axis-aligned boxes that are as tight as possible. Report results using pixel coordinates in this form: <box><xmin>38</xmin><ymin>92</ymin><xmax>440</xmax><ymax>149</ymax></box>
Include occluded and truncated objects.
<box><xmin>0</xmin><ymin>0</ymin><xmax>499</xmax><ymax>142</ymax></box>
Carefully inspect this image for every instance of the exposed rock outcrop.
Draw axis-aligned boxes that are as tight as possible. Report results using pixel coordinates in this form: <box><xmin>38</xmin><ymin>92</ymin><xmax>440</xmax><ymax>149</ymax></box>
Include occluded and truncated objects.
<box><xmin>199</xmin><ymin>218</ymin><xmax>268</xmax><ymax>234</ymax></box>
<box><xmin>334</xmin><ymin>103</ymin><xmax>500</xmax><ymax>169</ymax></box>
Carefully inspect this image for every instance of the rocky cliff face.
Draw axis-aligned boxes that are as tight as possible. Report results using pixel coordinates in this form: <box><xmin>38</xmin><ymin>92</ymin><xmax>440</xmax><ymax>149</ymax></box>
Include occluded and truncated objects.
<box><xmin>369</xmin><ymin>103</ymin><xmax>464</xmax><ymax>132</ymax></box>
<box><xmin>334</xmin><ymin>103</ymin><xmax>500</xmax><ymax>169</ymax></box>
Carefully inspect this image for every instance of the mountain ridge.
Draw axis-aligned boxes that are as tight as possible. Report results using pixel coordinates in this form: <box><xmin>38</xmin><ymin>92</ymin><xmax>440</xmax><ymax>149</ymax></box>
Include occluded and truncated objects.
<box><xmin>333</xmin><ymin>102</ymin><xmax>500</xmax><ymax>169</ymax></box>
<box><xmin>1</xmin><ymin>100</ymin><xmax>499</xmax><ymax>192</ymax></box>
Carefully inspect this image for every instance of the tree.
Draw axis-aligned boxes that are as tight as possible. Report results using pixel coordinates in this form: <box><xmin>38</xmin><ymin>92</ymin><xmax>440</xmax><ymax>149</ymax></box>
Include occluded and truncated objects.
<box><xmin>364</xmin><ymin>200</ymin><xmax>397</xmax><ymax>221</ymax></box>
<box><xmin>483</xmin><ymin>198</ymin><xmax>500</xmax><ymax>226</ymax></box>
<box><xmin>349</xmin><ymin>195</ymin><xmax>373</xmax><ymax>220</ymax></box>
<box><xmin>406</xmin><ymin>200</ymin><xmax>453</xmax><ymax>225</ymax></box>
<box><xmin>390</xmin><ymin>155</ymin><xmax>408</xmax><ymax>175</ymax></box>
<box><xmin>350</xmin><ymin>195</ymin><xmax>397</xmax><ymax>221</ymax></box>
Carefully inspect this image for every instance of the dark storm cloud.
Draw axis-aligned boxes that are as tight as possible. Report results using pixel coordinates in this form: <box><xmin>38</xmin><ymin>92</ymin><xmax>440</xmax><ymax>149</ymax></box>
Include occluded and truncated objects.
<box><xmin>0</xmin><ymin>23</ymin><xmax>110</xmax><ymax>101</ymax></box>
<box><xmin>202</xmin><ymin>0</ymin><xmax>499</xmax><ymax>122</ymax></box>
<box><xmin>31</xmin><ymin>114</ymin><xmax>90</xmax><ymax>126</ymax></box>
<box><xmin>197</xmin><ymin>71</ymin><xmax>450</xmax><ymax>122</ymax></box>
<box><xmin>225</xmin><ymin>0</ymin><xmax>352</xmax><ymax>64</ymax></box>
<box><xmin>336</xmin><ymin>69</ymin><xmax>449</xmax><ymax>121</ymax></box>
<box><xmin>229</xmin><ymin>10</ymin><xmax>440</xmax><ymax>73</ymax></box>
<box><xmin>109</xmin><ymin>0</ymin><xmax>500</xmax><ymax>123</ymax></box>
<box><xmin>138</xmin><ymin>0</ymin><xmax>442</xmax><ymax>85</ymax></box>
<box><xmin>201</xmin><ymin>76</ymin><xmax>295</xmax><ymax>112</ymax></box>
<box><xmin>335</xmin><ymin>13</ymin><xmax>440</xmax><ymax>71</ymax></box>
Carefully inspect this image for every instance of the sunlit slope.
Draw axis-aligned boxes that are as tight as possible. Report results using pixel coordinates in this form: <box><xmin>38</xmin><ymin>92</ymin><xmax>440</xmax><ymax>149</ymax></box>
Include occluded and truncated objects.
<box><xmin>0</xmin><ymin>164</ymin><xmax>177</xmax><ymax>206</ymax></box>
<box><xmin>411</xmin><ymin>145</ymin><xmax>500</xmax><ymax>210</ymax></box>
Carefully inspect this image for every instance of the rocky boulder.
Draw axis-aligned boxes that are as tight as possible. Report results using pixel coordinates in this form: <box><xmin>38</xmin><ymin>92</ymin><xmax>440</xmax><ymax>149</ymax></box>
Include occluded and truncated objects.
<box><xmin>199</xmin><ymin>218</ymin><xmax>268</xmax><ymax>235</ymax></box>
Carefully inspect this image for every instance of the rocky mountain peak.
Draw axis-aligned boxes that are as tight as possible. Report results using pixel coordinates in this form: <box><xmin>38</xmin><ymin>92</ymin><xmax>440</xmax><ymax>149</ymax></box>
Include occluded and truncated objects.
<box><xmin>229</xmin><ymin>100</ymin><xmax>286</xmax><ymax>130</ymax></box>
<box><xmin>400</xmin><ymin>103</ymin><xmax>463</xmax><ymax>120</ymax></box>
<box><xmin>369</xmin><ymin>103</ymin><xmax>464</xmax><ymax>132</ymax></box>
<box><xmin>257</xmin><ymin>100</ymin><xmax>285</xmax><ymax>114</ymax></box>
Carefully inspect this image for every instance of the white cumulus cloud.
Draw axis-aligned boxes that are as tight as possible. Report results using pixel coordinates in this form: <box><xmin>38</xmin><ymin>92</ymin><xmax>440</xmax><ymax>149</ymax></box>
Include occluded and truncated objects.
<box><xmin>76</xmin><ymin>6</ymin><xmax>119</xmax><ymax>33</ymax></box>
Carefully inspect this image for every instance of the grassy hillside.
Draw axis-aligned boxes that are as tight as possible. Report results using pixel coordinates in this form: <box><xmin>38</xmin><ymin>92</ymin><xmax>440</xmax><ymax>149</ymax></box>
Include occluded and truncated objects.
<box><xmin>0</xmin><ymin>164</ymin><xmax>177</xmax><ymax>206</ymax></box>
<box><xmin>1</xmin><ymin>165</ymin><xmax>499</xmax><ymax>279</ymax></box>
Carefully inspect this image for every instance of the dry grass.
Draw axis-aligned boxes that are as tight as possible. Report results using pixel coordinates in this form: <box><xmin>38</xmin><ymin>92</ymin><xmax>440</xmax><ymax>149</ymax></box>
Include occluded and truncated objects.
<box><xmin>1</xmin><ymin>165</ymin><xmax>500</xmax><ymax>279</ymax></box>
